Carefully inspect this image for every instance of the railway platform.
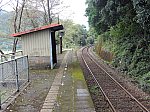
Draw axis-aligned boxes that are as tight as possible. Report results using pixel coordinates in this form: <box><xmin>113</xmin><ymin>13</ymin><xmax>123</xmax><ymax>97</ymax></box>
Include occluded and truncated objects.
<box><xmin>3</xmin><ymin>50</ymin><xmax>95</xmax><ymax>112</ymax></box>
<box><xmin>40</xmin><ymin>50</ymin><xmax>95</xmax><ymax>112</ymax></box>
<box><xmin>2</xmin><ymin>47</ymin><xmax>150</xmax><ymax>112</ymax></box>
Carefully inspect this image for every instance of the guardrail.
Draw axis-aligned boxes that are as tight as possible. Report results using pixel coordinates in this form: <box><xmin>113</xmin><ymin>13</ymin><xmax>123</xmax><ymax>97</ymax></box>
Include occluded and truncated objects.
<box><xmin>0</xmin><ymin>55</ymin><xmax>29</xmax><ymax>109</ymax></box>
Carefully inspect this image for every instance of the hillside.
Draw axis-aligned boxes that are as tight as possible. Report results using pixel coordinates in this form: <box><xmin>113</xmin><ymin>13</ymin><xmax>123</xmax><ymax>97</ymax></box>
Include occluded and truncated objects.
<box><xmin>86</xmin><ymin>0</ymin><xmax>150</xmax><ymax>93</ymax></box>
<box><xmin>0</xmin><ymin>10</ymin><xmax>12</xmax><ymax>35</ymax></box>
<box><xmin>0</xmin><ymin>10</ymin><xmax>21</xmax><ymax>52</ymax></box>
<box><xmin>0</xmin><ymin>37</ymin><xmax>14</xmax><ymax>51</ymax></box>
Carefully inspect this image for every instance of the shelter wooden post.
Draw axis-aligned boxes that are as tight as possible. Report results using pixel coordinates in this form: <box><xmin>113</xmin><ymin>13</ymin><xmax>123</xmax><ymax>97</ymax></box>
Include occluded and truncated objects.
<box><xmin>51</xmin><ymin>31</ymin><xmax>57</xmax><ymax>63</ymax></box>
<box><xmin>49</xmin><ymin>31</ymin><xmax>53</xmax><ymax>69</ymax></box>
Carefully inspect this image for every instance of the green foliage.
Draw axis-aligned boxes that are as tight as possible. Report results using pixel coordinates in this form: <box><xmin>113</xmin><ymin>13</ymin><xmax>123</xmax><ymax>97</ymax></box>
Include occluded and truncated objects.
<box><xmin>104</xmin><ymin>20</ymin><xmax>150</xmax><ymax>77</ymax></box>
<box><xmin>86</xmin><ymin>27</ymin><xmax>98</xmax><ymax>44</ymax></box>
<box><xmin>139</xmin><ymin>72</ymin><xmax>150</xmax><ymax>93</ymax></box>
<box><xmin>61</xmin><ymin>20</ymin><xmax>87</xmax><ymax>48</ymax></box>
<box><xmin>90</xmin><ymin>85</ymin><xmax>99</xmax><ymax>95</ymax></box>
<box><xmin>86</xmin><ymin>0</ymin><xmax>135</xmax><ymax>34</ymax></box>
<box><xmin>86</xmin><ymin>0</ymin><xmax>150</xmax><ymax>92</ymax></box>
<box><xmin>86</xmin><ymin>37</ymin><xmax>94</xmax><ymax>45</ymax></box>
<box><xmin>132</xmin><ymin>0</ymin><xmax>150</xmax><ymax>30</ymax></box>
<box><xmin>95</xmin><ymin>35</ymin><xmax>114</xmax><ymax>62</ymax></box>
<box><xmin>71</xmin><ymin>61</ymin><xmax>84</xmax><ymax>80</ymax></box>
<box><xmin>86</xmin><ymin>0</ymin><xmax>108</xmax><ymax>34</ymax></box>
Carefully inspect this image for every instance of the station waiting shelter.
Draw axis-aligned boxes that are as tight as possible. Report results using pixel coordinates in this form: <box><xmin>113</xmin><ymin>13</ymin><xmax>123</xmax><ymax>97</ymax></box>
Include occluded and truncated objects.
<box><xmin>11</xmin><ymin>24</ymin><xmax>64</xmax><ymax>69</ymax></box>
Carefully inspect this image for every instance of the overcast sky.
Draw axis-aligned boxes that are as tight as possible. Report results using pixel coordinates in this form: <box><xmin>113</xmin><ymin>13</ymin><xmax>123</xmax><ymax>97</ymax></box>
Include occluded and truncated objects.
<box><xmin>1</xmin><ymin>0</ymin><xmax>89</xmax><ymax>29</ymax></box>
<box><xmin>60</xmin><ymin>0</ymin><xmax>89</xmax><ymax>28</ymax></box>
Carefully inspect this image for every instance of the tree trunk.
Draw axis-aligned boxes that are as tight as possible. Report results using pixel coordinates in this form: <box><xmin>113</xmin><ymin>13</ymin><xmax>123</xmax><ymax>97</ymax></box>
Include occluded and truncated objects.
<box><xmin>17</xmin><ymin>0</ymin><xmax>26</xmax><ymax>32</ymax></box>
<box><xmin>47</xmin><ymin>0</ymin><xmax>52</xmax><ymax>24</ymax></box>
<box><xmin>41</xmin><ymin>0</ymin><xmax>48</xmax><ymax>24</ymax></box>
<box><xmin>12</xmin><ymin>0</ymin><xmax>26</xmax><ymax>58</ymax></box>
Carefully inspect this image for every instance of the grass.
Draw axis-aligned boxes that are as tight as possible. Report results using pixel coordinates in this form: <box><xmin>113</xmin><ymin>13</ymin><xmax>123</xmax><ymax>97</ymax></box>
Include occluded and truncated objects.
<box><xmin>89</xmin><ymin>85</ymin><xmax>99</xmax><ymax>95</ymax></box>
<box><xmin>70</xmin><ymin>61</ymin><xmax>84</xmax><ymax>81</ymax></box>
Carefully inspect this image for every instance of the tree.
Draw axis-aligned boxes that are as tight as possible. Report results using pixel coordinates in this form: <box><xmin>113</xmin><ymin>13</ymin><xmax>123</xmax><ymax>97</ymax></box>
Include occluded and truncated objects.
<box><xmin>85</xmin><ymin>0</ymin><xmax>108</xmax><ymax>34</ymax></box>
<box><xmin>10</xmin><ymin>0</ymin><xmax>63</xmax><ymax>55</ymax></box>
<box><xmin>0</xmin><ymin>0</ymin><xmax>11</xmax><ymax>11</ymax></box>
<box><xmin>60</xmin><ymin>20</ymin><xmax>87</xmax><ymax>47</ymax></box>
<box><xmin>10</xmin><ymin>0</ymin><xmax>26</xmax><ymax>55</ymax></box>
<box><xmin>0</xmin><ymin>0</ymin><xmax>66</xmax><ymax>57</ymax></box>
<box><xmin>16</xmin><ymin>0</ymin><xmax>66</xmax><ymax>28</ymax></box>
<box><xmin>22</xmin><ymin>0</ymin><xmax>42</xmax><ymax>28</ymax></box>
<box><xmin>86</xmin><ymin>0</ymin><xmax>150</xmax><ymax>87</ymax></box>
<box><xmin>131</xmin><ymin>0</ymin><xmax>150</xmax><ymax>46</ymax></box>
<box><xmin>0</xmin><ymin>0</ymin><xmax>11</xmax><ymax>56</ymax></box>
<box><xmin>39</xmin><ymin>0</ymin><xmax>65</xmax><ymax>24</ymax></box>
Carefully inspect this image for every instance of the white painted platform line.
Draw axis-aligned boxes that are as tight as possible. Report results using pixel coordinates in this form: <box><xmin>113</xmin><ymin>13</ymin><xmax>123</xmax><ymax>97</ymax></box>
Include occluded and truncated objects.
<box><xmin>40</xmin><ymin>51</ymin><xmax>70</xmax><ymax>112</ymax></box>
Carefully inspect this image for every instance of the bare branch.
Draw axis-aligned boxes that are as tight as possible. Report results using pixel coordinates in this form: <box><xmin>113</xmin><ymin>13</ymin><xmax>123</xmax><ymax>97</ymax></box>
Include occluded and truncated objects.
<box><xmin>17</xmin><ymin>0</ymin><xmax>26</xmax><ymax>32</ymax></box>
<box><xmin>47</xmin><ymin>0</ymin><xmax>52</xmax><ymax>24</ymax></box>
<box><xmin>41</xmin><ymin>0</ymin><xmax>48</xmax><ymax>24</ymax></box>
<box><xmin>0</xmin><ymin>0</ymin><xmax>12</xmax><ymax>11</ymax></box>
<box><xmin>25</xmin><ymin>8</ymin><xmax>38</xmax><ymax>28</ymax></box>
<box><xmin>13</xmin><ymin>0</ymin><xmax>19</xmax><ymax>33</ymax></box>
<box><xmin>12</xmin><ymin>0</ymin><xmax>26</xmax><ymax>54</ymax></box>
<box><xmin>0</xmin><ymin>49</ymin><xmax>4</xmax><ymax>55</ymax></box>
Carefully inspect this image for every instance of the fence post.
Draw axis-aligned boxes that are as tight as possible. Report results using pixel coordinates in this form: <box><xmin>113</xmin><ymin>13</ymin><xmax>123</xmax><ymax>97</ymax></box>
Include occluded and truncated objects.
<box><xmin>0</xmin><ymin>57</ymin><xmax>3</xmax><ymax>110</ymax></box>
<box><xmin>21</xmin><ymin>51</ymin><xmax>23</xmax><ymax>56</ymax></box>
<box><xmin>0</xmin><ymin>55</ymin><xmax>2</xmax><ymax>62</ymax></box>
<box><xmin>15</xmin><ymin>59</ymin><xmax>19</xmax><ymax>92</ymax></box>
<box><xmin>27</xmin><ymin>56</ymin><xmax>29</xmax><ymax>82</ymax></box>
<box><xmin>0</xmin><ymin>90</ymin><xmax>1</xmax><ymax>109</ymax></box>
<box><xmin>1</xmin><ymin>62</ymin><xmax>4</xmax><ymax>83</ymax></box>
<box><xmin>0</xmin><ymin>57</ymin><xmax>3</xmax><ymax>109</ymax></box>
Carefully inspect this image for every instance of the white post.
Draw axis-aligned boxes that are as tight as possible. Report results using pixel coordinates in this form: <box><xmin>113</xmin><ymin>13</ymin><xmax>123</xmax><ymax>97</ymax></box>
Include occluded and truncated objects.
<box><xmin>49</xmin><ymin>30</ymin><xmax>53</xmax><ymax>69</ymax></box>
<box><xmin>1</xmin><ymin>57</ymin><xmax>4</xmax><ymax>83</ymax></box>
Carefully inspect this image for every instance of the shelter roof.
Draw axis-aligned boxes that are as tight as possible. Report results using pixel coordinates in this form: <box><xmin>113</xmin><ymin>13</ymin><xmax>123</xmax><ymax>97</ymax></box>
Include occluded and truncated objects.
<box><xmin>11</xmin><ymin>23</ymin><xmax>63</xmax><ymax>37</ymax></box>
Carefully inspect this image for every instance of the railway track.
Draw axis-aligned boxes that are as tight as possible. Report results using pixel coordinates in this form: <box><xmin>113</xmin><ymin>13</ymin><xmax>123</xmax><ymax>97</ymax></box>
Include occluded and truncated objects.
<box><xmin>80</xmin><ymin>46</ymin><xmax>150</xmax><ymax>112</ymax></box>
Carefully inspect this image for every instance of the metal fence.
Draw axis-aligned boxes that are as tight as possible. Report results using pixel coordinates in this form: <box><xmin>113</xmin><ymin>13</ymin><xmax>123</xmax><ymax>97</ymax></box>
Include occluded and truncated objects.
<box><xmin>0</xmin><ymin>55</ymin><xmax>29</xmax><ymax>109</ymax></box>
<box><xmin>0</xmin><ymin>50</ymin><xmax>23</xmax><ymax>62</ymax></box>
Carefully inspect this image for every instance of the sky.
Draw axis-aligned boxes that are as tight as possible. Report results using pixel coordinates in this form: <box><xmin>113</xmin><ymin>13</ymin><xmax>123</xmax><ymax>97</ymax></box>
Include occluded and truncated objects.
<box><xmin>60</xmin><ymin>0</ymin><xmax>89</xmax><ymax>29</ymax></box>
<box><xmin>1</xmin><ymin>0</ymin><xmax>89</xmax><ymax>29</ymax></box>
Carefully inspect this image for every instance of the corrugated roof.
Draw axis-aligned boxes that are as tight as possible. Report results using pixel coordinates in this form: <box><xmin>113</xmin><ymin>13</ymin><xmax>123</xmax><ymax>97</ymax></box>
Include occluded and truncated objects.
<box><xmin>11</xmin><ymin>23</ymin><xmax>63</xmax><ymax>37</ymax></box>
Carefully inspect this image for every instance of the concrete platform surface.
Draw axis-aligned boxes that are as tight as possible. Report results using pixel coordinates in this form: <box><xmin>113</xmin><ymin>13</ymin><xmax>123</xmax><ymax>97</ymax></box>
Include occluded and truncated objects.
<box><xmin>40</xmin><ymin>50</ymin><xmax>95</xmax><ymax>112</ymax></box>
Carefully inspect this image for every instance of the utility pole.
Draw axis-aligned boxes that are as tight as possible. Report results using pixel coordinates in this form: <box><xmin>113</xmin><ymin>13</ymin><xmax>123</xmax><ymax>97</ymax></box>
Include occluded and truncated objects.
<box><xmin>58</xmin><ymin>15</ymin><xmax>59</xmax><ymax>24</ymax></box>
<box><xmin>59</xmin><ymin>35</ymin><xmax>62</xmax><ymax>54</ymax></box>
<box><xmin>59</xmin><ymin>31</ymin><xmax>64</xmax><ymax>54</ymax></box>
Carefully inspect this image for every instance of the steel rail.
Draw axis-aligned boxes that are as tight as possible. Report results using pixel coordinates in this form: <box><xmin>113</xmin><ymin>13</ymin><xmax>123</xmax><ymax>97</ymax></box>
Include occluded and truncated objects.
<box><xmin>85</xmin><ymin>46</ymin><xmax>149</xmax><ymax>112</ymax></box>
<box><xmin>81</xmin><ymin>47</ymin><xmax>116</xmax><ymax>112</ymax></box>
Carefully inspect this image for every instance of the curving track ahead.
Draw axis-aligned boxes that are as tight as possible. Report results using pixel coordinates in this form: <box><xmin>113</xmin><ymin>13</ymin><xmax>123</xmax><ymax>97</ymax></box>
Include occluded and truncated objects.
<box><xmin>80</xmin><ymin>46</ymin><xmax>150</xmax><ymax>112</ymax></box>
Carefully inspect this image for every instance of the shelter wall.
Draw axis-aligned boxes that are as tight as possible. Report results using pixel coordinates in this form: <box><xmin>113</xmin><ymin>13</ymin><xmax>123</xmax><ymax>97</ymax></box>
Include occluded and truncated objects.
<box><xmin>22</xmin><ymin>29</ymin><xmax>50</xmax><ymax>56</ymax></box>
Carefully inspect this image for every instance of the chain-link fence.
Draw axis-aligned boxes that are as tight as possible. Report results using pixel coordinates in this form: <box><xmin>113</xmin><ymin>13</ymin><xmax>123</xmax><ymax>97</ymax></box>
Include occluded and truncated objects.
<box><xmin>0</xmin><ymin>56</ymin><xmax>29</xmax><ymax>109</ymax></box>
<box><xmin>0</xmin><ymin>51</ymin><xmax>23</xmax><ymax>63</ymax></box>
